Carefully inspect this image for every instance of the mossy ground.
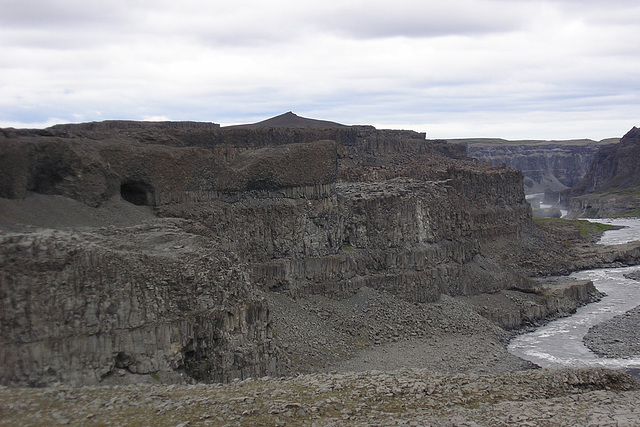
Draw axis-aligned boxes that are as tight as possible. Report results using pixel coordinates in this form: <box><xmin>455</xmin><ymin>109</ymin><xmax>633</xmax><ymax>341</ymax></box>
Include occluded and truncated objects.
<box><xmin>534</xmin><ymin>218</ymin><xmax>619</xmax><ymax>244</ymax></box>
<box><xmin>615</xmin><ymin>208</ymin><xmax>640</xmax><ymax>218</ymax></box>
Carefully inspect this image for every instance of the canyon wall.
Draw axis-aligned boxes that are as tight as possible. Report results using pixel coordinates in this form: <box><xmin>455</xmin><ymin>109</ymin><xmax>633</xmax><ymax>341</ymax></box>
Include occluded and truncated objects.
<box><xmin>1</xmin><ymin>121</ymin><xmax>536</xmax><ymax>386</ymax></box>
<box><xmin>463</xmin><ymin>139</ymin><xmax>617</xmax><ymax>194</ymax></box>
<box><xmin>562</xmin><ymin>127</ymin><xmax>640</xmax><ymax>217</ymax></box>
<box><xmin>0</xmin><ymin>222</ymin><xmax>276</xmax><ymax>386</ymax></box>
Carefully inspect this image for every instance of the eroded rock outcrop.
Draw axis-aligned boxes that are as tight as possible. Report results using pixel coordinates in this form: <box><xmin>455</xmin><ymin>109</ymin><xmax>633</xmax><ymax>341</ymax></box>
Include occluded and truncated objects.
<box><xmin>0</xmin><ymin>129</ymin><xmax>338</xmax><ymax>207</ymax></box>
<box><xmin>460</xmin><ymin>279</ymin><xmax>603</xmax><ymax>330</ymax></box>
<box><xmin>0</xmin><ymin>118</ymin><xmax>607</xmax><ymax>386</ymax></box>
<box><xmin>0</xmin><ymin>221</ymin><xmax>276</xmax><ymax>386</ymax></box>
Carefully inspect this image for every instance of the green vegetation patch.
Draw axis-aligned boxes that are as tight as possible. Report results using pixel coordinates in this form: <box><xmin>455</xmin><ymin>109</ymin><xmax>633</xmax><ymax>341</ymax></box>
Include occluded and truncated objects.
<box><xmin>534</xmin><ymin>218</ymin><xmax>619</xmax><ymax>243</ymax></box>
<box><xmin>614</xmin><ymin>208</ymin><xmax>640</xmax><ymax>218</ymax></box>
<box><xmin>341</xmin><ymin>244</ymin><xmax>355</xmax><ymax>253</ymax></box>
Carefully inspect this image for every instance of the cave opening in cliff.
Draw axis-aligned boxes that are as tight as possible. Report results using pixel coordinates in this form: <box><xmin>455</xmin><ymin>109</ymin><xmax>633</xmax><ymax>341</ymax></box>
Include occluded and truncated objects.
<box><xmin>120</xmin><ymin>181</ymin><xmax>155</xmax><ymax>206</ymax></box>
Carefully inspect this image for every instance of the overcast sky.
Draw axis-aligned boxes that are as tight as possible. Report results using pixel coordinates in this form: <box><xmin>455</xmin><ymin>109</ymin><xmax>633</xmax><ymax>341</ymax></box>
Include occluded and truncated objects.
<box><xmin>1</xmin><ymin>0</ymin><xmax>639</xmax><ymax>140</ymax></box>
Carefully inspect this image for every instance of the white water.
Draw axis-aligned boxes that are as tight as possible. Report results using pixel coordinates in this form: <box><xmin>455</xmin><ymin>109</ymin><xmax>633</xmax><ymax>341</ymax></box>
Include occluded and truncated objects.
<box><xmin>525</xmin><ymin>193</ymin><xmax>569</xmax><ymax>218</ymax></box>
<box><xmin>591</xmin><ymin>218</ymin><xmax>640</xmax><ymax>245</ymax></box>
<box><xmin>508</xmin><ymin>218</ymin><xmax>640</xmax><ymax>370</ymax></box>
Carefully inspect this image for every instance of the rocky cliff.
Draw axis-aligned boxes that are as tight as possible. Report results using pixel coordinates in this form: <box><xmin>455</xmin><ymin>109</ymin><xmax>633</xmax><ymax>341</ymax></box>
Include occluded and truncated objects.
<box><xmin>0</xmin><ymin>117</ymin><xmax>629</xmax><ymax>386</ymax></box>
<box><xmin>562</xmin><ymin>127</ymin><xmax>640</xmax><ymax>217</ymax></box>
<box><xmin>463</xmin><ymin>138</ymin><xmax>617</xmax><ymax>194</ymax></box>
<box><xmin>0</xmin><ymin>221</ymin><xmax>276</xmax><ymax>386</ymax></box>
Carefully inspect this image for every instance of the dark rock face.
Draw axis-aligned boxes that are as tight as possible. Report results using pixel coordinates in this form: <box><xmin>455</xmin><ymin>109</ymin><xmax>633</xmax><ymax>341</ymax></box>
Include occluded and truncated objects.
<box><xmin>464</xmin><ymin>139</ymin><xmax>616</xmax><ymax>194</ymax></box>
<box><xmin>0</xmin><ymin>222</ymin><xmax>276</xmax><ymax>386</ymax></box>
<box><xmin>461</xmin><ymin>279</ymin><xmax>603</xmax><ymax>330</ymax></box>
<box><xmin>49</xmin><ymin>120</ymin><xmax>221</xmax><ymax>132</ymax></box>
<box><xmin>563</xmin><ymin>127</ymin><xmax>640</xmax><ymax>217</ymax></box>
<box><xmin>0</xmin><ymin>119</ymin><xmax>595</xmax><ymax>386</ymax></box>
<box><xmin>0</xmin><ymin>132</ymin><xmax>339</xmax><ymax>207</ymax></box>
<box><xmin>575</xmin><ymin>127</ymin><xmax>640</xmax><ymax>193</ymax></box>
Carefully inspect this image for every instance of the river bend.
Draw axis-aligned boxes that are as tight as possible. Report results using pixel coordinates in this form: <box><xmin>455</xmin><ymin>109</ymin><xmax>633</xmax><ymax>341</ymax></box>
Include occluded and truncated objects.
<box><xmin>508</xmin><ymin>218</ymin><xmax>640</xmax><ymax>371</ymax></box>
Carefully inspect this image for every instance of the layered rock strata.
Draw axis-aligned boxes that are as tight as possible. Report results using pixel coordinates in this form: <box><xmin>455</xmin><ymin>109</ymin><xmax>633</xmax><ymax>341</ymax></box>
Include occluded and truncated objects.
<box><xmin>0</xmin><ymin>120</ymin><xmax>613</xmax><ymax>386</ymax></box>
<box><xmin>460</xmin><ymin>279</ymin><xmax>602</xmax><ymax>330</ymax></box>
<box><xmin>462</xmin><ymin>138</ymin><xmax>617</xmax><ymax>194</ymax></box>
<box><xmin>0</xmin><ymin>221</ymin><xmax>276</xmax><ymax>386</ymax></box>
<box><xmin>562</xmin><ymin>127</ymin><xmax>640</xmax><ymax>217</ymax></box>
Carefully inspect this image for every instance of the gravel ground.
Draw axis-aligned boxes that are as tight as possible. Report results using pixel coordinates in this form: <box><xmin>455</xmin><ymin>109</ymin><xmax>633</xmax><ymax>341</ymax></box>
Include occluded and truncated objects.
<box><xmin>584</xmin><ymin>305</ymin><xmax>640</xmax><ymax>358</ymax></box>
<box><xmin>267</xmin><ymin>288</ymin><xmax>534</xmax><ymax>377</ymax></box>
<box><xmin>583</xmin><ymin>271</ymin><xmax>640</xmax><ymax>359</ymax></box>
<box><xmin>0</xmin><ymin>193</ymin><xmax>155</xmax><ymax>231</ymax></box>
<box><xmin>1</xmin><ymin>367</ymin><xmax>637</xmax><ymax>426</ymax></box>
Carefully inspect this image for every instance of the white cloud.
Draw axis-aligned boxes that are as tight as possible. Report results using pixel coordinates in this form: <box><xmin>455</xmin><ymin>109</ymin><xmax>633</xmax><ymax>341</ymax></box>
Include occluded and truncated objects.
<box><xmin>0</xmin><ymin>0</ymin><xmax>638</xmax><ymax>139</ymax></box>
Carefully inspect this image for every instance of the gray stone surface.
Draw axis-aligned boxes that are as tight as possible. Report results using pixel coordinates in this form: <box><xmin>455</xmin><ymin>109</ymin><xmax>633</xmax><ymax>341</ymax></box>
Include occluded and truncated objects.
<box><xmin>0</xmin><ymin>219</ymin><xmax>276</xmax><ymax>386</ymax></box>
<box><xmin>2</xmin><ymin>120</ymin><xmax>640</xmax><ymax>422</ymax></box>
<box><xmin>1</xmin><ymin>368</ymin><xmax>638</xmax><ymax>426</ymax></box>
<box><xmin>584</xmin><ymin>305</ymin><xmax>640</xmax><ymax>358</ymax></box>
<box><xmin>564</xmin><ymin>126</ymin><xmax>640</xmax><ymax>218</ymax></box>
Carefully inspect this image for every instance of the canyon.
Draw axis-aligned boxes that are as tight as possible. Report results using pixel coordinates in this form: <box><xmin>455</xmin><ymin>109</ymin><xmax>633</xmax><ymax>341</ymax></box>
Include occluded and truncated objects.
<box><xmin>561</xmin><ymin>126</ymin><xmax>640</xmax><ymax>218</ymax></box>
<box><xmin>463</xmin><ymin>137</ymin><xmax>617</xmax><ymax>195</ymax></box>
<box><xmin>1</xmin><ymin>114</ymin><xmax>640</xmax><ymax>388</ymax></box>
<box><xmin>464</xmin><ymin>127</ymin><xmax>640</xmax><ymax>218</ymax></box>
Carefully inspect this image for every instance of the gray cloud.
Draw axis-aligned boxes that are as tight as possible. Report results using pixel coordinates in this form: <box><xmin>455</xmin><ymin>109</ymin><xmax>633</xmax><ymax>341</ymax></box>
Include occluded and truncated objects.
<box><xmin>0</xmin><ymin>0</ymin><xmax>133</xmax><ymax>28</ymax></box>
<box><xmin>315</xmin><ymin>0</ymin><xmax>532</xmax><ymax>39</ymax></box>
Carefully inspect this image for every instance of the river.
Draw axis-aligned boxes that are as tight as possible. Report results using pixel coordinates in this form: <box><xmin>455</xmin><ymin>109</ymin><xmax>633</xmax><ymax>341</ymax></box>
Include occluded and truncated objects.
<box><xmin>508</xmin><ymin>218</ymin><xmax>640</xmax><ymax>372</ymax></box>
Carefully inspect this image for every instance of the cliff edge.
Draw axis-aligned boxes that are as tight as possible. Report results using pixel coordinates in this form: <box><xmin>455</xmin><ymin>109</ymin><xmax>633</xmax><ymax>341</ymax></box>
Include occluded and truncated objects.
<box><xmin>1</xmin><ymin>117</ymin><xmax>636</xmax><ymax>386</ymax></box>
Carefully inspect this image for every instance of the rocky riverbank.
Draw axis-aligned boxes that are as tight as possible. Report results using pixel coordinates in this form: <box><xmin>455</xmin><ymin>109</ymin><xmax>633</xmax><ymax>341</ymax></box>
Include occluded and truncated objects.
<box><xmin>581</xmin><ymin>261</ymin><xmax>640</xmax><ymax>360</ymax></box>
<box><xmin>584</xmin><ymin>305</ymin><xmax>640</xmax><ymax>359</ymax></box>
<box><xmin>1</xmin><ymin>367</ymin><xmax>638</xmax><ymax>426</ymax></box>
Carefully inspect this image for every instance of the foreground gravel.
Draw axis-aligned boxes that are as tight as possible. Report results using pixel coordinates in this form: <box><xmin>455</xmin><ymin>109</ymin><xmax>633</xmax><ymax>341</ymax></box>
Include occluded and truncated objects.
<box><xmin>1</xmin><ymin>367</ymin><xmax>637</xmax><ymax>426</ymax></box>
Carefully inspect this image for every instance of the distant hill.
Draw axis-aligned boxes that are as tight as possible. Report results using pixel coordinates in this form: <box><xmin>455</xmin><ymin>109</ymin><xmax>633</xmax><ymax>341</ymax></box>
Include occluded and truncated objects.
<box><xmin>49</xmin><ymin>120</ymin><xmax>220</xmax><ymax>132</ymax></box>
<box><xmin>459</xmin><ymin>138</ymin><xmax>617</xmax><ymax>147</ymax></box>
<box><xmin>225</xmin><ymin>111</ymin><xmax>347</xmax><ymax>129</ymax></box>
